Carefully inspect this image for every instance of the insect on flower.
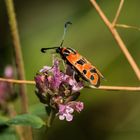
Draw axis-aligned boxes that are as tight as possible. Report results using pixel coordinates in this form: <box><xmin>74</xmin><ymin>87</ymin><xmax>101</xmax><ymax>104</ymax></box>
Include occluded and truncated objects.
<box><xmin>35</xmin><ymin>58</ymin><xmax>84</xmax><ymax>122</ymax></box>
<box><xmin>41</xmin><ymin>22</ymin><xmax>104</xmax><ymax>87</ymax></box>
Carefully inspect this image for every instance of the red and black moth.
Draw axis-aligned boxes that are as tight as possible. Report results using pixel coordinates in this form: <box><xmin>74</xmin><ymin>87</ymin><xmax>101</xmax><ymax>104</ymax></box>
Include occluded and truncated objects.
<box><xmin>41</xmin><ymin>22</ymin><xmax>104</xmax><ymax>87</ymax></box>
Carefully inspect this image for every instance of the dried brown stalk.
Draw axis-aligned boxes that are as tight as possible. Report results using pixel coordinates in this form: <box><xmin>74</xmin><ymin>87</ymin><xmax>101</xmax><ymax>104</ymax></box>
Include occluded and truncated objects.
<box><xmin>0</xmin><ymin>77</ymin><xmax>35</xmax><ymax>84</ymax></box>
<box><xmin>0</xmin><ymin>78</ymin><xmax>140</xmax><ymax>92</ymax></box>
<box><xmin>90</xmin><ymin>0</ymin><xmax>140</xmax><ymax>80</ymax></box>
<box><xmin>115</xmin><ymin>24</ymin><xmax>140</xmax><ymax>31</ymax></box>
<box><xmin>5</xmin><ymin>0</ymin><xmax>28</xmax><ymax>113</ymax></box>
<box><xmin>112</xmin><ymin>0</ymin><xmax>124</xmax><ymax>26</ymax></box>
<box><xmin>5</xmin><ymin>0</ymin><xmax>32</xmax><ymax>139</ymax></box>
<box><xmin>88</xmin><ymin>85</ymin><xmax>140</xmax><ymax>91</ymax></box>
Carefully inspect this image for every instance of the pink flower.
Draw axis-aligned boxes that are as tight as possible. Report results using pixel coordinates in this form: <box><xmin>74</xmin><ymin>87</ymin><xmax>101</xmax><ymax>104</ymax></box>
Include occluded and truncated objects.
<box><xmin>35</xmin><ymin>58</ymin><xmax>85</xmax><ymax>121</ymax></box>
<box><xmin>67</xmin><ymin>78</ymin><xmax>84</xmax><ymax>91</ymax></box>
<box><xmin>39</xmin><ymin>66</ymin><xmax>52</xmax><ymax>73</ymax></box>
<box><xmin>4</xmin><ymin>65</ymin><xmax>13</xmax><ymax>78</ymax></box>
<box><xmin>35</xmin><ymin>59</ymin><xmax>84</xmax><ymax>94</ymax></box>
<box><xmin>35</xmin><ymin>74</ymin><xmax>49</xmax><ymax>93</ymax></box>
<box><xmin>57</xmin><ymin>101</ymin><xmax>84</xmax><ymax>121</ymax></box>
<box><xmin>57</xmin><ymin>104</ymin><xmax>74</xmax><ymax>121</ymax></box>
<box><xmin>0</xmin><ymin>65</ymin><xmax>17</xmax><ymax>113</ymax></box>
<box><xmin>75</xmin><ymin>101</ymin><xmax>84</xmax><ymax>112</ymax></box>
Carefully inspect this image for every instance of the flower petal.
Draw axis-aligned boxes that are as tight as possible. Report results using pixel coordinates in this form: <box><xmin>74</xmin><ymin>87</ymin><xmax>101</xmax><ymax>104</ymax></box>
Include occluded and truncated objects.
<box><xmin>66</xmin><ymin>106</ymin><xmax>74</xmax><ymax>113</ymax></box>
<box><xmin>39</xmin><ymin>66</ymin><xmax>52</xmax><ymax>73</ymax></box>
<box><xmin>4</xmin><ymin>65</ymin><xmax>13</xmax><ymax>78</ymax></box>
<box><xmin>58</xmin><ymin>104</ymin><xmax>66</xmax><ymax>113</ymax></box>
<box><xmin>59</xmin><ymin>114</ymin><xmax>65</xmax><ymax>120</ymax></box>
<box><xmin>75</xmin><ymin>101</ymin><xmax>84</xmax><ymax>112</ymax></box>
<box><xmin>65</xmin><ymin>113</ymin><xmax>73</xmax><ymax>121</ymax></box>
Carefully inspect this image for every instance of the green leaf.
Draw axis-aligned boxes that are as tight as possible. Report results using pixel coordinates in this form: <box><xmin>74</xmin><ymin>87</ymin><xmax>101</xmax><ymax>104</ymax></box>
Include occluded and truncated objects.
<box><xmin>6</xmin><ymin>114</ymin><xmax>45</xmax><ymax>128</ymax></box>
<box><xmin>0</xmin><ymin>128</ymin><xmax>18</xmax><ymax>140</ymax></box>
<box><xmin>0</xmin><ymin>116</ymin><xmax>18</xmax><ymax>140</ymax></box>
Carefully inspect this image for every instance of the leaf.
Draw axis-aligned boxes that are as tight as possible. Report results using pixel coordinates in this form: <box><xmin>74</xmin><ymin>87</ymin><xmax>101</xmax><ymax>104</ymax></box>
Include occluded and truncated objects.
<box><xmin>0</xmin><ymin>116</ymin><xmax>9</xmax><ymax>132</ymax></box>
<box><xmin>0</xmin><ymin>116</ymin><xmax>18</xmax><ymax>140</ymax></box>
<box><xmin>0</xmin><ymin>128</ymin><xmax>18</xmax><ymax>140</ymax></box>
<box><xmin>6</xmin><ymin>114</ymin><xmax>45</xmax><ymax>128</ymax></box>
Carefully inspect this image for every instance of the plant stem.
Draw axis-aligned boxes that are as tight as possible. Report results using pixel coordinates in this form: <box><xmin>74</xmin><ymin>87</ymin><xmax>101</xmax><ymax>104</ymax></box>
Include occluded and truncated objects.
<box><xmin>5</xmin><ymin>0</ymin><xmax>28</xmax><ymax>113</ymax></box>
<box><xmin>47</xmin><ymin>109</ymin><xmax>56</xmax><ymax>127</ymax></box>
<box><xmin>87</xmin><ymin>85</ymin><xmax>140</xmax><ymax>91</ymax></box>
<box><xmin>1</xmin><ymin>77</ymin><xmax>140</xmax><ymax>91</ymax></box>
<box><xmin>112</xmin><ymin>0</ymin><xmax>124</xmax><ymax>26</ymax></box>
<box><xmin>115</xmin><ymin>24</ymin><xmax>140</xmax><ymax>31</ymax></box>
<box><xmin>5</xmin><ymin>0</ymin><xmax>32</xmax><ymax>140</ymax></box>
<box><xmin>90</xmin><ymin>0</ymin><xmax>140</xmax><ymax>80</ymax></box>
<box><xmin>0</xmin><ymin>77</ymin><xmax>35</xmax><ymax>84</ymax></box>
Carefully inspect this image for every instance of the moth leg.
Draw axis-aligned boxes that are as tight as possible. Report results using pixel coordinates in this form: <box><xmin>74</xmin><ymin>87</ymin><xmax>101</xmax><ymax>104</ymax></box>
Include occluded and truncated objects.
<box><xmin>69</xmin><ymin>65</ymin><xmax>81</xmax><ymax>82</ymax></box>
<box><xmin>72</xmin><ymin>70</ymin><xmax>76</xmax><ymax>79</ymax></box>
<box><xmin>51</xmin><ymin>53</ymin><xmax>59</xmax><ymax>63</ymax></box>
<box><xmin>58</xmin><ymin>59</ymin><xmax>66</xmax><ymax>72</ymax></box>
<box><xmin>65</xmin><ymin>64</ymin><xmax>75</xmax><ymax>77</ymax></box>
<box><xmin>62</xmin><ymin>60</ymin><xmax>66</xmax><ymax>72</ymax></box>
<box><xmin>51</xmin><ymin>53</ymin><xmax>65</xmax><ymax>66</ymax></box>
<box><xmin>64</xmin><ymin>92</ymin><xmax>80</xmax><ymax>103</ymax></box>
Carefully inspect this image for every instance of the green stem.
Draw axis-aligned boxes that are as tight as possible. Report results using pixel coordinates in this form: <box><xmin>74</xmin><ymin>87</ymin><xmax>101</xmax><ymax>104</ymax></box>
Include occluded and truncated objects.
<box><xmin>47</xmin><ymin>109</ymin><xmax>56</xmax><ymax>127</ymax></box>
<box><xmin>5</xmin><ymin>0</ymin><xmax>28</xmax><ymax>113</ymax></box>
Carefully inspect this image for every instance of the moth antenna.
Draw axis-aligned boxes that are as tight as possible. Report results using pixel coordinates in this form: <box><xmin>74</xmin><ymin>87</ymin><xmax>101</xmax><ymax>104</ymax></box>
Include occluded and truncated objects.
<box><xmin>60</xmin><ymin>21</ymin><xmax>72</xmax><ymax>46</ymax></box>
<box><xmin>41</xmin><ymin>48</ymin><xmax>47</xmax><ymax>53</ymax></box>
<box><xmin>41</xmin><ymin>47</ymin><xmax>59</xmax><ymax>53</ymax></box>
<box><xmin>41</xmin><ymin>21</ymin><xmax>72</xmax><ymax>53</ymax></box>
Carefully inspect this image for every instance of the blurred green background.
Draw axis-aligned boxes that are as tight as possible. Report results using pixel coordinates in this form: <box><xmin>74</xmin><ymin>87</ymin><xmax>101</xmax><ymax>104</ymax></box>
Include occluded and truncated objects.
<box><xmin>0</xmin><ymin>0</ymin><xmax>140</xmax><ymax>140</ymax></box>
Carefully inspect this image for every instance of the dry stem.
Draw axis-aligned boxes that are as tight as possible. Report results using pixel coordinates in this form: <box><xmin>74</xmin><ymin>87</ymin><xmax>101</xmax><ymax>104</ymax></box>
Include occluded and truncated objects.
<box><xmin>112</xmin><ymin>0</ymin><xmax>124</xmax><ymax>26</ymax></box>
<box><xmin>5</xmin><ymin>0</ymin><xmax>28</xmax><ymax>113</ymax></box>
<box><xmin>88</xmin><ymin>85</ymin><xmax>140</xmax><ymax>91</ymax></box>
<box><xmin>115</xmin><ymin>24</ymin><xmax>140</xmax><ymax>31</ymax></box>
<box><xmin>5</xmin><ymin>0</ymin><xmax>32</xmax><ymax>139</ymax></box>
<box><xmin>90</xmin><ymin>0</ymin><xmax>140</xmax><ymax>80</ymax></box>
<box><xmin>0</xmin><ymin>77</ymin><xmax>35</xmax><ymax>84</ymax></box>
<box><xmin>0</xmin><ymin>77</ymin><xmax>140</xmax><ymax>92</ymax></box>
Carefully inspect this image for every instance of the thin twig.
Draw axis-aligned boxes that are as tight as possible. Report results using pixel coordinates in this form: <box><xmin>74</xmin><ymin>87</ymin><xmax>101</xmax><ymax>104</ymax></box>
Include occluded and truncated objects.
<box><xmin>0</xmin><ymin>77</ymin><xmax>35</xmax><ymax>84</ymax></box>
<box><xmin>5</xmin><ymin>0</ymin><xmax>28</xmax><ymax>113</ymax></box>
<box><xmin>115</xmin><ymin>24</ymin><xmax>140</xmax><ymax>31</ymax></box>
<box><xmin>0</xmin><ymin>77</ymin><xmax>140</xmax><ymax>91</ymax></box>
<box><xmin>112</xmin><ymin>0</ymin><xmax>124</xmax><ymax>26</ymax></box>
<box><xmin>90</xmin><ymin>0</ymin><xmax>140</xmax><ymax>80</ymax></box>
<box><xmin>87</xmin><ymin>85</ymin><xmax>140</xmax><ymax>91</ymax></box>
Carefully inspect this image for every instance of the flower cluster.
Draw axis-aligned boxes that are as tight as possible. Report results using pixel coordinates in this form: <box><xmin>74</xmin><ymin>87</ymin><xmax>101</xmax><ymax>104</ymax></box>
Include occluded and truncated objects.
<box><xmin>35</xmin><ymin>59</ymin><xmax>84</xmax><ymax>121</ymax></box>
<box><xmin>57</xmin><ymin>101</ymin><xmax>84</xmax><ymax>121</ymax></box>
<box><xmin>0</xmin><ymin>65</ymin><xmax>17</xmax><ymax>112</ymax></box>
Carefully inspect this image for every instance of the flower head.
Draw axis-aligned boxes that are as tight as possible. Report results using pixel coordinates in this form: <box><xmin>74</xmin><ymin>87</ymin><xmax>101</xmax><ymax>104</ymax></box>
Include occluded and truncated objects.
<box><xmin>58</xmin><ymin>104</ymin><xmax>74</xmax><ymax>121</ymax></box>
<box><xmin>0</xmin><ymin>65</ymin><xmax>17</xmax><ymax>112</ymax></box>
<box><xmin>35</xmin><ymin>58</ymin><xmax>85</xmax><ymax>121</ymax></box>
<box><xmin>49</xmin><ymin>60</ymin><xmax>64</xmax><ymax>90</ymax></box>
<box><xmin>57</xmin><ymin>101</ymin><xmax>84</xmax><ymax>121</ymax></box>
<box><xmin>4</xmin><ymin>65</ymin><xmax>14</xmax><ymax>78</ymax></box>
